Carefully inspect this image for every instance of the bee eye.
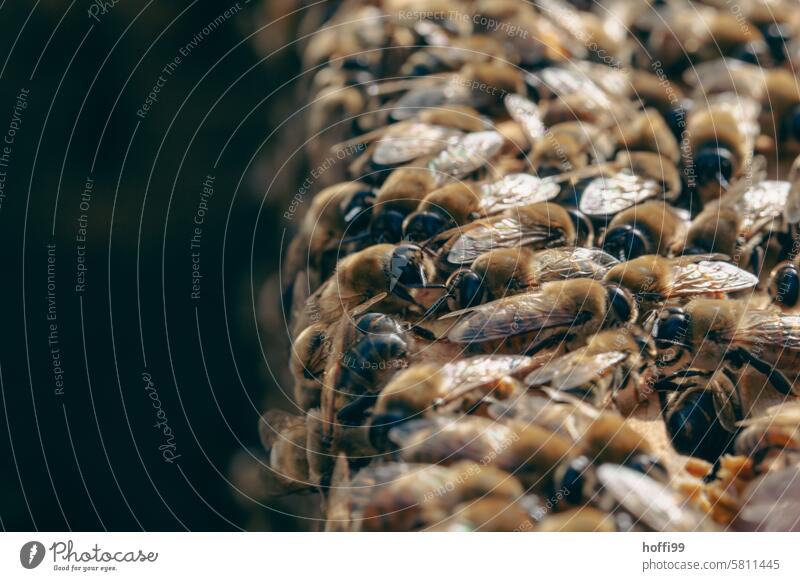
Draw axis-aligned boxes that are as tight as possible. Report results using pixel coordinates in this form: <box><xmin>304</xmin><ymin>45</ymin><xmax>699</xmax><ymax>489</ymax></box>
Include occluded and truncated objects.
<box><xmin>762</xmin><ymin>22</ymin><xmax>790</xmax><ymax>64</ymax></box>
<box><xmin>652</xmin><ymin>307</ymin><xmax>691</xmax><ymax>348</ymax></box>
<box><xmin>342</xmin><ymin>190</ymin><xmax>375</xmax><ymax>231</ymax></box>
<box><xmin>606</xmin><ymin>286</ymin><xmax>636</xmax><ymax>324</ymax></box>
<box><xmin>391</xmin><ymin>244</ymin><xmax>426</xmax><ymax>286</ymax></box>
<box><xmin>624</xmin><ymin>454</ymin><xmax>668</xmax><ymax>482</ymax></box>
<box><xmin>565</xmin><ymin>208</ymin><xmax>594</xmax><ymax>247</ymax></box>
<box><xmin>602</xmin><ymin>225</ymin><xmax>649</xmax><ymax>261</ymax></box>
<box><xmin>781</xmin><ymin>103</ymin><xmax>800</xmax><ymax>144</ymax></box>
<box><xmin>402</xmin><ymin>211</ymin><xmax>448</xmax><ymax>242</ymax></box>
<box><xmin>769</xmin><ymin>263</ymin><xmax>800</xmax><ymax>308</ymax></box>
<box><xmin>694</xmin><ymin>145</ymin><xmax>735</xmax><ymax>189</ymax></box>
<box><xmin>554</xmin><ymin>455</ymin><xmax>591</xmax><ymax>504</ymax></box>
<box><xmin>665</xmin><ymin>103</ymin><xmax>688</xmax><ymax>140</ymax></box>
<box><xmin>449</xmin><ymin>270</ymin><xmax>485</xmax><ymax>310</ymax></box>
<box><xmin>371</xmin><ymin>209</ymin><xmax>406</xmax><ymax>243</ymax></box>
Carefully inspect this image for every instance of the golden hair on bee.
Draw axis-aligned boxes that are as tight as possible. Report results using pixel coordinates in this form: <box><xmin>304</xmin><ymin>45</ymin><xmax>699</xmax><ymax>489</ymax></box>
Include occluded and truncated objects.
<box><xmin>416</xmin><ymin>181</ymin><xmax>482</xmax><ymax>225</ymax></box>
<box><xmin>580</xmin><ymin>413</ymin><xmax>653</xmax><ymax>466</ymax></box>
<box><xmin>603</xmin><ymin>255</ymin><xmax>672</xmax><ymax>297</ymax></box>
<box><xmin>372</xmin><ymin>363</ymin><xmax>443</xmax><ymax>419</ymax></box>
<box><xmin>538</xmin><ymin>507</ymin><xmax>616</xmax><ymax>532</ymax></box>
<box><xmin>376</xmin><ymin>163</ymin><xmax>438</xmax><ymax>212</ymax></box>
<box><xmin>471</xmin><ymin>246</ymin><xmax>540</xmax><ymax>298</ymax></box>
<box><xmin>530</xmin><ymin>122</ymin><xmax>593</xmax><ymax>172</ymax></box>
<box><xmin>602</xmin><ymin>201</ymin><xmax>686</xmax><ymax>259</ymax></box>
<box><xmin>418</xmin><ymin>104</ymin><xmax>486</xmax><ymax>132</ymax></box>
<box><xmin>682</xmin><ymin>200</ymin><xmax>742</xmax><ymax>256</ymax></box>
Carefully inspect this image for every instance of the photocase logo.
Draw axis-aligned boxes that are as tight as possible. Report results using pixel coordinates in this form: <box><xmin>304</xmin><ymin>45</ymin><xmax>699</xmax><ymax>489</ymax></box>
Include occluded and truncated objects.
<box><xmin>20</xmin><ymin>541</ymin><xmax>46</xmax><ymax>569</ymax></box>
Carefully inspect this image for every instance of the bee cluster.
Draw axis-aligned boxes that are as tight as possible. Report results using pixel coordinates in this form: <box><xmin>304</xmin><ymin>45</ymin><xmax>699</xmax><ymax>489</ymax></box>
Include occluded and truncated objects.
<box><xmin>260</xmin><ymin>0</ymin><xmax>800</xmax><ymax>531</ymax></box>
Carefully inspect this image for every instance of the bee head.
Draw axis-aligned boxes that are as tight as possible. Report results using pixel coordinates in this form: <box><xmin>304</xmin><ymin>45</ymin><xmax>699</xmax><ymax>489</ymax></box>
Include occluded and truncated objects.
<box><xmin>761</xmin><ymin>22</ymin><xmax>790</xmax><ymax>64</ymax></box>
<box><xmin>551</xmin><ymin>455</ymin><xmax>592</xmax><ymax>505</ymax></box>
<box><xmin>605</xmin><ymin>284</ymin><xmax>638</xmax><ymax>326</ymax></box>
<box><xmin>446</xmin><ymin>269</ymin><xmax>488</xmax><ymax>311</ymax></box>
<box><xmin>694</xmin><ymin>144</ymin><xmax>735</xmax><ymax>190</ymax></box>
<box><xmin>370</xmin><ymin>208</ymin><xmax>406</xmax><ymax>243</ymax></box>
<box><xmin>355</xmin><ymin>312</ymin><xmax>404</xmax><ymax>336</ymax></box>
<box><xmin>565</xmin><ymin>207</ymin><xmax>594</xmax><ymax>247</ymax></box>
<box><xmin>665</xmin><ymin>389</ymin><xmax>731</xmax><ymax>462</ymax></box>
<box><xmin>341</xmin><ymin>189</ymin><xmax>375</xmax><ymax>232</ymax></box>
<box><xmin>652</xmin><ymin>307</ymin><xmax>692</xmax><ymax>371</ymax></box>
<box><xmin>602</xmin><ymin>224</ymin><xmax>650</xmax><ymax>261</ymax></box>
<box><xmin>769</xmin><ymin>261</ymin><xmax>800</xmax><ymax>308</ymax></box>
<box><xmin>402</xmin><ymin>210</ymin><xmax>449</xmax><ymax>242</ymax></box>
<box><xmin>386</xmin><ymin>243</ymin><xmax>430</xmax><ymax>302</ymax></box>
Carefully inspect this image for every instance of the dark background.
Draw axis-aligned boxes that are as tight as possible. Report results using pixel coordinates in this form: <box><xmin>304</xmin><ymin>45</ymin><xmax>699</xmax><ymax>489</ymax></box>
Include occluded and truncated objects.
<box><xmin>0</xmin><ymin>1</ymin><xmax>311</xmax><ymax>530</ymax></box>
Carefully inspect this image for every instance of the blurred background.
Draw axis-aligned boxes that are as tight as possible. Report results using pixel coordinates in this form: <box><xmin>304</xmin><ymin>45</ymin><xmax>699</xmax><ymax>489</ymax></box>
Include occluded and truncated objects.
<box><xmin>0</xmin><ymin>0</ymin><xmax>319</xmax><ymax>530</ymax></box>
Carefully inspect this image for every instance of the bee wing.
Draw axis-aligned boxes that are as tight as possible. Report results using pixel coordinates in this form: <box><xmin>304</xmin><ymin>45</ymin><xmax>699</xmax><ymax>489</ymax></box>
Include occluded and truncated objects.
<box><xmin>735</xmin><ymin>181</ymin><xmax>790</xmax><ymax>240</ymax></box>
<box><xmin>525</xmin><ymin>350</ymin><xmax>627</xmax><ymax>390</ymax></box>
<box><xmin>504</xmin><ymin>94</ymin><xmax>546</xmax><ymax>143</ymax></box>
<box><xmin>665</xmin><ymin>260</ymin><xmax>759</xmax><ymax>297</ymax></box>
<box><xmin>531</xmin><ymin>247</ymin><xmax>619</xmax><ymax>281</ymax></box>
<box><xmin>596</xmin><ymin>464</ymin><xmax>714</xmax><ymax>531</ymax></box>
<box><xmin>446</xmin><ymin>216</ymin><xmax>561</xmax><ymax>265</ymax></box>
<box><xmin>444</xmin><ymin>354</ymin><xmax>534</xmax><ymax>386</ymax></box>
<box><xmin>390</xmin><ymin>416</ymin><xmax>514</xmax><ymax>463</ymax></box>
<box><xmin>428</xmin><ymin>130</ymin><xmax>505</xmax><ymax>184</ymax></box>
<box><xmin>446</xmin><ymin>291</ymin><xmax>577</xmax><ymax>343</ymax></box>
<box><xmin>578</xmin><ymin>173</ymin><xmax>661</xmax><ymax>217</ymax></box>
<box><xmin>372</xmin><ymin>123</ymin><xmax>462</xmax><ymax>166</ymax></box>
<box><xmin>478</xmin><ymin>173</ymin><xmax>561</xmax><ymax>214</ymax></box>
<box><xmin>738</xmin><ymin>466</ymin><xmax>800</xmax><ymax>532</ymax></box>
<box><xmin>724</xmin><ymin>311</ymin><xmax>800</xmax><ymax>350</ymax></box>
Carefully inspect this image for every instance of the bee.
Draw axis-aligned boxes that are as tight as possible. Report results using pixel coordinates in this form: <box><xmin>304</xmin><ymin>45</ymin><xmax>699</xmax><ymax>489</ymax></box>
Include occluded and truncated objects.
<box><xmin>327</xmin><ymin>460</ymin><xmax>529</xmax><ymax>532</ymax></box>
<box><xmin>368</xmin><ymin>130</ymin><xmax>506</xmax><ymax>242</ymax></box>
<box><xmin>431</xmin><ymin>246</ymin><xmax>618</xmax><ymax>314</ymax></box>
<box><xmin>283</xmin><ymin>181</ymin><xmax>376</xmax><ymax>307</ymax></box>
<box><xmin>735</xmin><ymin>464</ymin><xmax>800</xmax><ymax>531</ymax></box>
<box><xmin>682</xmin><ymin>170</ymin><xmax>790</xmax><ymax>270</ymax></box>
<box><xmin>367</xmin><ymin>355</ymin><xmax>536</xmax><ymax>450</ymax></box>
<box><xmin>603</xmin><ymin>254</ymin><xmax>759</xmax><ymax>316</ymax></box>
<box><xmin>686</xmin><ymin>93</ymin><xmax>761</xmax><ymax>204</ymax></box>
<box><xmin>442</xmin><ymin>278</ymin><xmax>638</xmax><ymax>356</ymax></box>
<box><xmin>298</xmin><ymin>242</ymin><xmax>443</xmax><ymax>330</ymax></box>
<box><xmin>401</xmin><ymin>172</ymin><xmax>568</xmax><ymax>243</ymax></box>
<box><xmin>651</xmin><ymin>298</ymin><xmax>800</xmax><ymax>399</ymax></box>
<box><xmin>615</xmin><ymin>108</ymin><xmax>682</xmax><ymax>164</ymax></box>
<box><xmin>578</xmin><ymin>152</ymin><xmax>682</xmax><ymax>218</ymax></box>
<box><xmin>524</xmin><ymin>327</ymin><xmax>658</xmax><ymax>414</ymax></box>
<box><xmin>600</xmin><ymin>201</ymin><xmax>687</xmax><ymax>262</ymax></box>
<box><xmin>388</xmin><ymin>415</ymin><xmax>576</xmax><ymax>491</ymax></box>
<box><xmin>530</xmin><ymin>121</ymin><xmax>616</xmax><ymax>176</ymax></box>
<box><xmin>258</xmin><ymin>410</ymin><xmax>313</xmax><ymax>496</ymax></box>
<box><xmin>436</xmin><ymin>201</ymin><xmax>579</xmax><ymax>267</ymax></box>
<box><xmin>290</xmin><ymin>322</ymin><xmax>329</xmax><ymax>411</ymax></box>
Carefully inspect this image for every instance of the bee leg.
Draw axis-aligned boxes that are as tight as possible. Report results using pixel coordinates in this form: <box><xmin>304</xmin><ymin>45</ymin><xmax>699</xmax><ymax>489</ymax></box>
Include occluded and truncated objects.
<box><xmin>726</xmin><ymin>348</ymin><xmax>794</xmax><ymax>395</ymax></box>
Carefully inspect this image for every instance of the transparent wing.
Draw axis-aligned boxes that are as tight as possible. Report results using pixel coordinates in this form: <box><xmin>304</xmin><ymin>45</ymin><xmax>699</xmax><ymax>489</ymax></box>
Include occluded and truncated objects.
<box><xmin>525</xmin><ymin>350</ymin><xmax>627</xmax><ymax>390</ymax></box>
<box><xmin>530</xmin><ymin>247</ymin><xmax>619</xmax><ymax>281</ymax></box>
<box><xmin>372</xmin><ymin>123</ymin><xmax>462</xmax><ymax>166</ymax></box>
<box><xmin>505</xmin><ymin>94</ymin><xmax>546</xmax><ymax>143</ymax></box>
<box><xmin>446</xmin><ymin>291</ymin><xmax>577</xmax><ymax>343</ymax></box>
<box><xmin>443</xmin><ymin>354</ymin><xmax>533</xmax><ymax>385</ymax></box>
<box><xmin>724</xmin><ymin>311</ymin><xmax>800</xmax><ymax>350</ymax></box>
<box><xmin>478</xmin><ymin>173</ymin><xmax>561</xmax><ymax>214</ymax></box>
<box><xmin>446</xmin><ymin>216</ymin><xmax>561</xmax><ymax>265</ymax></box>
<box><xmin>666</xmin><ymin>259</ymin><xmax>759</xmax><ymax>297</ymax></box>
<box><xmin>725</xmin><ymin>180</ymin><xmax>790</xmax><ymax>240</ymax></box>
<box><xmin>578</xmin><ymin>172</ymin><xmax>661</xmax><ymax>217</ymax></box>
<box><xmin>390</xmin><ymin>416</ymin><xmax>515</xmax><ymax>463</ymax></box>
<box><xmin>428</xmin><ymin>130</ymin><xmax>505</xmax><ymax>184</ymax></box>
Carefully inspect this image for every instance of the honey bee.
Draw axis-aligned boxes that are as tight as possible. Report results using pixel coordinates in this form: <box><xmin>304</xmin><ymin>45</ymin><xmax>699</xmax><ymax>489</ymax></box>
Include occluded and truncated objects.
<box><xmin>388</xmin><ymin>415</ymin><xmax>576</xmax><ymax>491</ymax></box>
<box><xmin>736</xmin><ymin>403</ymin><xmax>800</xmax><ymax>474</ymax></box>
<box><xmin>290</xmin><ymin>322</ymin><xmax>329</xmax><ymax>411</ymax></box>
<box><xmin>327</xmin><ymin>460</ymin><xmax>529</xmax><ymax>532</ymax></box>
<box><xmin>436</xmin><ymin>201</ymin><xmax>579</xmax><ymax>267</ymax></box>
<box><xmin>298</xmin><ymin>242</ymin><xmax>443</xmax><ymax>330</ymax></box>
<box><xmin>401</xmin><ymin>172</ymin><xmax>568</xmax><ymax>243</ymax></box>
<box><xmin>432</xmin><ymin>246</ymin><xmax>618</xmax><ymax>313</ymax></box>
<box><xmin>524</xmin><ymin>327</ymin><xmax>657</xmax><ymax>414</ymax></box>
<box><xmin>367</xmin><ymin>130</ymin><xmax>506</xmax><ymax>242</ymax></box>
<box><xmin>682</xmin><ymin>171</ymin><xmax>789</xmax><ymax>271</ymax></box>
<box><xmin>578</xmin><ymin>152</ymin><xmax>682</xmax><ymax>218</ymax></box>
<box><xmin>367</xmin><ymin>355</ymin><xmax>535</xmax><ymax>450</ymax></box>
<box><xmin>258</xmin><ymin>410</ymin><xmax>312</xmax><ymax>496</ymax></box>
<box><xmin>442</xmin><ymin>278</ymin><xmax>638</xmax><ymax>356</ymax></box>
<box><xmin>530</xmin><ymin>121</ymin><xmax>616</xmax><ymax>176</ymax></box>
<box><xmin>283</xmin><ymin>181</ymin><xmax>375</xmax><ymax>306</ymax></box>
<box><xmin>651</xmin><ymin>298</ymin><xmax>800</xmax><ymax>398</ymax></box>
<box><xmin>686</xmin><ymin>93</ymin><xmax>761</xmax><ymax>203</ymax></box>
<box><xmin>603</xmin><ymin>254</ymin><xmax>759</xmax><ymax>316</ymax></box>
<box><xmin>600</xmin><ymin>201</ymin><xmax>687</xmax><ymax>261</ymax></box>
